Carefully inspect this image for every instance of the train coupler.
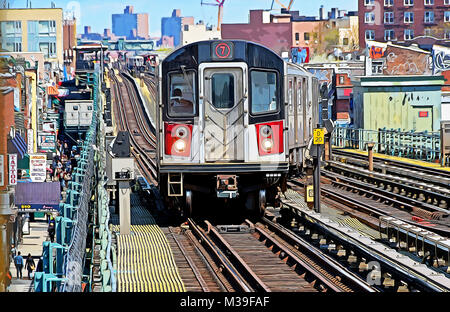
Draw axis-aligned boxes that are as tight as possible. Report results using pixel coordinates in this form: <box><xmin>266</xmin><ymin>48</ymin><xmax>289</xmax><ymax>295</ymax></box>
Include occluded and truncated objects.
<box><xmin>216</xmin><ymin>175</ymin><xmax>238</xmax><ymax>199</ymax></box>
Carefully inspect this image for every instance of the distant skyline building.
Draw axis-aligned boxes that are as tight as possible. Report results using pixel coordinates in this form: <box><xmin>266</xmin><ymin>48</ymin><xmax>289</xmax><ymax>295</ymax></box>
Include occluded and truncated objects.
<box><xmin>112</xmin><ymin>5</ymin><xmax>149</xmax><ymax>40</ymax></box>
<box><xmin>160</xmin><ymin>9</ymin><xmax>194</xmax><ymax>48</ymax></box>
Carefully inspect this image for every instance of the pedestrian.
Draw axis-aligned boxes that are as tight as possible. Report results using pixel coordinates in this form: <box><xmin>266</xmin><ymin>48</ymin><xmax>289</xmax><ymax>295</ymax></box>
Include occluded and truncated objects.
<box><xmin>25</xmin><ymin>254</ymin><xmax>35</xmax><ymax>280</ymax></box>
<box><xmin>48</xmin><ymin>217</ymin><xmax>56</xmax><ymax>243</ymax></box>
<box><xmin>13</xmin><ymin>251</ymin><xmax>24</xmax><ymax>279</ymax></box>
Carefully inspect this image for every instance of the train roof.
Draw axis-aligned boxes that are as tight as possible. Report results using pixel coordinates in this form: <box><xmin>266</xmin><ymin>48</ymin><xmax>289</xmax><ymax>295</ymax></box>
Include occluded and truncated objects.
<box><xmin>162</xmin><ymin>40</ymin><xmax>284</xmax><ymax>72</ymax></box>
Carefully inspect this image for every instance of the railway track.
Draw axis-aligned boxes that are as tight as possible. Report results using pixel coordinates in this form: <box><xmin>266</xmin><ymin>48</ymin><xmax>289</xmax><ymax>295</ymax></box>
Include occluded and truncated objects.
<box><xmin>278</xmin><ymin>191</ymin><xmax>450</xmax><ymax>292</ymax></box>
<box><xmin>332</xmin><ymin>149</ymin><xmax>450</xmax><ymax>186</ymax></box>
<box><xmin>110</xmin><ymin>69</ymin><xmax>158</xmax><ymax>184</ymax></box>
<box><xmin>169</xmin><ymin>218</ymin><xmax>376</xmax><ymax>292</ymax></box>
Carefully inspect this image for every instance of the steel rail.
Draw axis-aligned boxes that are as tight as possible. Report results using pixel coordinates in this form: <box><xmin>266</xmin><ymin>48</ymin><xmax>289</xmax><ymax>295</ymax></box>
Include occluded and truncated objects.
<box><xmin>250</xmin><ymin>218</ymin><xmax>377</xmax><ymax>292</ymax></box>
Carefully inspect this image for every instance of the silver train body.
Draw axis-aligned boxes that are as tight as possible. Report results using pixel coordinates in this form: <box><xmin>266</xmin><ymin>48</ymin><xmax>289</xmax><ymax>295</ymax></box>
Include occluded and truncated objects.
<box><xmin>156</xmin><ymin>40</ymin><xmax>318</xmax><ymax>215</ymax></box>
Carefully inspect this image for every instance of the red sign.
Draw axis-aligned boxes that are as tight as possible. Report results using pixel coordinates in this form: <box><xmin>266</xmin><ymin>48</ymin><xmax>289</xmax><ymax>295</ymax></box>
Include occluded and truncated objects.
<box><xmin>419</xmin><ymin>111</ymin><xmax>428</xmax><ymax>117</ymax></box>
<box><xmin>9</xmin><ymin>154</ymin><xmax>17</xmax><ymax>185</ymax></box>
<box><xmin>215</xmin><ymin>43</ymin><xmax>231</xmax><ymax>58</ymax></box>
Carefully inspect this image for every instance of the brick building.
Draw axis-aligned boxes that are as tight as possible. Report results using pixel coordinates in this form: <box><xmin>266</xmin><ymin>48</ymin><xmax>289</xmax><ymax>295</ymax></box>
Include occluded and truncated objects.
<box><xmin>359</xmin><ymin>0</ymin><xmax>450</xmax><ymax>50</ymax></box>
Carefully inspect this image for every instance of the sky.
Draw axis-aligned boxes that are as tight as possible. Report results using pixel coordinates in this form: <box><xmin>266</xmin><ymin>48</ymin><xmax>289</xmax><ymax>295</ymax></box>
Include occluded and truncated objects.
<box><xmin>8</xmin><ymin>0</ymin><xmax>358</xmax><ymax>37</ymax></box>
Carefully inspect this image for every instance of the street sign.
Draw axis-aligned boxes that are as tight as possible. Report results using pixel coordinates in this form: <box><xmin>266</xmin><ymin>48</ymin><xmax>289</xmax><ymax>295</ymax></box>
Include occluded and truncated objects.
<box><xmin>313</xmin><ymin>128</ymin><xmax>325</xmax><ymax>145</ymax></box>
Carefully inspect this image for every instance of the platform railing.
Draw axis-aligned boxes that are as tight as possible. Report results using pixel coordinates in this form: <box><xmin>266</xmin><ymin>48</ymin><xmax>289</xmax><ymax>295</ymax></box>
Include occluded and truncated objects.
<box><xmin>332</xmin><ymin>126</ymin><xmax>441</xmax><ymax>163</ymax></box>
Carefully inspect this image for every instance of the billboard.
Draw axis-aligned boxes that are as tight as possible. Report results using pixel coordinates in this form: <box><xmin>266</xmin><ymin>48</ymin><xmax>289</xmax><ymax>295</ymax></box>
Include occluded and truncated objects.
<box><xmin>38</xmin><ymin>134</ymin><xmax>56</xmax><ymax>151</ymax></box>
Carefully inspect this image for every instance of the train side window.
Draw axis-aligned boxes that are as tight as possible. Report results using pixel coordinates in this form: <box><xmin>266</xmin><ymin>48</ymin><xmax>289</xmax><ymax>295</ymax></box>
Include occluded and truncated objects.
<box><xmin>250</xmin><ymin>70</ymin><xmax>278</xmax><ymax>114</ymax></box>
<box><xmin>168</xmin><ymin>72</ymin><xmax>196</xmax><ymax>117</ymax></box>
<box><xmin>73</xmin><ymin>106</ymin><xmax>78</xmax><ymax>111</ymax></box>
<box><xmin>211</xmin><ymin>73</ymin><xmax>235</xmax><ymax>109</ymax></box>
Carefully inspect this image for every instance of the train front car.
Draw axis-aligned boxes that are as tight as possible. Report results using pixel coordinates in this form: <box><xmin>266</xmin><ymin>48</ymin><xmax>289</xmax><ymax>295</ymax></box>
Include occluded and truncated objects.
<box><xmin>158</xmin><ymin>40</ymin><xmax>288</xmax><ymax>216</ymax></box>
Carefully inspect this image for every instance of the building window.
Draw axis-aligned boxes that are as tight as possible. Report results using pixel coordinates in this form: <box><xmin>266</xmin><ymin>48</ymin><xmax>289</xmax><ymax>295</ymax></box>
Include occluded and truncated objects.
<box><xmin>184</xmin><ymin>25</ymin><xmax>189</xmax><ymax>31</ymax></box>
<box><xmin>385</xmin><ymin>0</ymin><xmax>394</xmax><ymax>6</ymax></box>
<box><xmin>295</xmin><ymin>32</ymin><xmax>299</xmax><ymax>40</ymax></box>
<box><xmin>424</xmin><ymin>28</ymin><xmax>432</xmax><ymax>36</ymax></box>
<box><xmin>404</xmin><ymin>12</ymin><xmax>414</xmax><ymax>23</ymax></box>
<box><xmin>364</xmin><ymin>0</ymin><xmax>375</xmax><ymax>5</ymax></box>
<box><xmin>445</xmin><ymin>11</ymin><xmax>450</xmax><ymax>22</ymax></box>
<box><xmin>365</xmin><ymin>12</ymin><xmax>375</xmax><ymax>23</ymax></box>
<box><xmin>445</xmin><ymin>29</ymin><xmax>450</xmax><ymax>39</ymax></box>
<box><xmin>343</xmin><ymin>37</ymin><xmax>349</xmax><ymax>45</ymax></box>
<box><xmin>424</xmin><ymin>0</ymin><xmax>434</xmax><ymax>5</ymax></box>
<box><xmin>365</xmin><ymin>30</ymin><xmax>375</xmax><ymax>40</ymax></box>
<box><xmin>304</xmin><ymin>32</ymin><xmax>310</xmax><ymax>40</ymax></box>
<box><xmin>424</xmin><ymin>11</ymin><xmax>434</xmax><ymax>23</ymax></box>
<box><xmin>384</xmin><ymin>12</ymin><xmax>394</xmax><ymax>24</ymax></box>
<box><xmin>404</xmin><ymin>0</ymin><xmax>414</xmax><ymax>6</ymax></box>
<box><xmin>404</xmin><ymin>29</ymin><xmax>414</xmax><ymax>40</ymax></box>
<box><xmin>13</xmin><ymin>42</ymin><xmax>22</xmax><ymax>52</ymax></box>
<box><xmin>445</xmin><ymin>0</ymin><xmax>450</xmax><ymax>5</ymax></box>
<box><xmin>385</xmin><ymin>29</ymin><xmax>396</xmax><ymax>41</ymax></box>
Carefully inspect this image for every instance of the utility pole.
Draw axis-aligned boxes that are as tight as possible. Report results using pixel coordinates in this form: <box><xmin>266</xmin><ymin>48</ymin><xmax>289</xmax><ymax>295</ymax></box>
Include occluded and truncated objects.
<box><xmin>312</xmin><ymin>126</ymin><xmax>324</xmax><ymax>213</ymax></box>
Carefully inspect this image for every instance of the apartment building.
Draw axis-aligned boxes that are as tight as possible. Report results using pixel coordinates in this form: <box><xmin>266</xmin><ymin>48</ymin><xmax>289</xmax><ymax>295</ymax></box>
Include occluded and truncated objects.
<box><xmin>359</xmin><ymin>0</ymin><xmax>450</xmax><ymax>49</ymax></box>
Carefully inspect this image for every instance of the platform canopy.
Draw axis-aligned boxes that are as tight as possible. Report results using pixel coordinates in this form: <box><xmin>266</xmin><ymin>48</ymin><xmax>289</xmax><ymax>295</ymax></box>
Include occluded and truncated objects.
<box><xmin>14</xmin><ymin>182</ymin><xmax>61</xmax><ymax>212</ymax></box>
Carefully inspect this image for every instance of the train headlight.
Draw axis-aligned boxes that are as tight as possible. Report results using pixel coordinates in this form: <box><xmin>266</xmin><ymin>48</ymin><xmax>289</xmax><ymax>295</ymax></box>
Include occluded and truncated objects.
<box><xmin>174</xmin><ymin>140</ymin><xmax>186</xmax><ymax>152</ymax></box>
<box><xmin>262</xmin><ymin>138</ymin><xmax>273</xmax><ymax>151</ymax></box>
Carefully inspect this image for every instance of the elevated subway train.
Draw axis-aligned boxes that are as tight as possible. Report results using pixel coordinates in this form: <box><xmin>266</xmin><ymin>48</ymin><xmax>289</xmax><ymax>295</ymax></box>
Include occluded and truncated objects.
<box><xmin>157</xmin><ymin>40</ymin><xmax>319</xmax><ymax>216</ymax></box>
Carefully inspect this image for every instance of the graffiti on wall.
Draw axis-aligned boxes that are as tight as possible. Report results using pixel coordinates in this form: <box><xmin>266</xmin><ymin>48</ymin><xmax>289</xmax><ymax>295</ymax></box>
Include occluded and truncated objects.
<box><xmin>432</xmin><ymin>45</ymin><xmax>450</xmax><ymax>74</ymax></box>
<box><xmin>291</xmin><ymin>47</ymin><xmax>310</xmax><ymax>64</ymax></box>
<box><xmin>383</xmin><ymin>46</ymin><xmax>431</xmax><ymax>76</ymax></box>
<box><xmin>369</xmin><ymin>45</ymin><xmax>385</xmax><ymax>59</ymax></box>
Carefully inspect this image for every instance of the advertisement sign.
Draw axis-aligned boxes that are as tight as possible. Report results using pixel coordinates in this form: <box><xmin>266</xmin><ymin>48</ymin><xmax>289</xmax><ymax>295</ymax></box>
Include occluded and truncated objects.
<box><xmin>27</xmin><ymin>129</ymin><xmax>34</xmax><ymax>154</ymax></box>
<box><xmin>9</xmin><ymin>154</ymin><xmax>17</xmax><ymax>185</ymax></box>
<box><xmin>29</xmin><ymin>154</ymin><xmax>47</xmax><ymax>182</ymax></box>
<box><xmin>0</xmin><ymin>155</ymin><xmax>4</xmax><ymax>187</ymax></box>
<box><xmin>18</xmin><ymin>204</ymin><xmax>59</xmax><ymax>212</ymax></box>
<box><xmin>38</xmin><ymin>134</ymin><xmax>56</xmax><ymax>151</ymax></box>
<box><xmin>42</xmin><ymin>121</ymin><xmax>57</xmax><ymax>133</ymax></box>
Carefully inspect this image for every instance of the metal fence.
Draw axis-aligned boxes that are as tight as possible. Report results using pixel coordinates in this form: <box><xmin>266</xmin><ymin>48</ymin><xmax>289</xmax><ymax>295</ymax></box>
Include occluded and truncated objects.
<box><xmin>332</xmin><ymin>126</ymin><xmax>441</xmax><ymax>163</ymax></box>
<box><xmin>60</xmin><ymin>73</ymin><xmax>100</xmax><ymax>292</ymax></box>
<box><xmin>34</xmin><ymin>71</ymin><xmax>117</xmax><ymax>292</ymax></box>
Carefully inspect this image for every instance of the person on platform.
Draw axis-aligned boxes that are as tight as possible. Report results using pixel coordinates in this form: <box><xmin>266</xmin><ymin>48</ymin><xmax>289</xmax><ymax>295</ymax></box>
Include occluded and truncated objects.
<box><xmin>13</xmin><ymin>252</ymin><xmax>24</xmax><ymax>279</ymax></box>
<box><xmin>48</xmin><ymin>217</ymin><xmax>56</xmax><ymax>243</ymax></box>
<box><xmin>25</xmin><ymin>254</ymin><xmax>35</xmax><ymax>280</ymax></box>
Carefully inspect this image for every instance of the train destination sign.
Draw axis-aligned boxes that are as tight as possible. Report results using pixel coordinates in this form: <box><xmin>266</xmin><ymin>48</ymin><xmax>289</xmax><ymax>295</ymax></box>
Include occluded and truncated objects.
<box><xmin>212</xmin><ymin>42</ymin><xmax>234</xmax><ymax>60</ymax></box>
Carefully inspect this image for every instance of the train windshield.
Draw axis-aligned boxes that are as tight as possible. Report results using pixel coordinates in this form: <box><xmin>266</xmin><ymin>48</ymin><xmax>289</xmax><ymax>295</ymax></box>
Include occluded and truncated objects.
<box><xmin>168</xmin><ymin>72</ymin><xmax>196</xmax><ymax>117</ymax></box>
<box><xmin>251</xmin><ymin>70</ymin><xmax>278</xmax><ymax>114</ymax></box>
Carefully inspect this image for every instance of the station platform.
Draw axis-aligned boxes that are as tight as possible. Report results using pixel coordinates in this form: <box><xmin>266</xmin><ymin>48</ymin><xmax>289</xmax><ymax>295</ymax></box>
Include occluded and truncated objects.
<box><xmin>110</xmin><ymin>194</ymin><xmax>185</xmax><ymax>292</ymax></box>
<box><xmin>8</xmin><ymin>216</ymin><xmax>49</xmax><ymax>292</ymax></box>
<box><xmin>334</xmin><ymin>148</ymin><xmax>450</xmax><ymax>173</ymax></box>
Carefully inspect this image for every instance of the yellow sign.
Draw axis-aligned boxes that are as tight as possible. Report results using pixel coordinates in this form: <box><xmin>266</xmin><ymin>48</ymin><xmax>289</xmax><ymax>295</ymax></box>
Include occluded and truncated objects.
<box><xmin>313</xmin><ymin>128</ymin><xmax>325</xmax><ymax>145</ymax></box>
<box><xmin>306</xmin><ymin>185</ymin><xmax>314</xmax><ymax>202</ymax></box>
